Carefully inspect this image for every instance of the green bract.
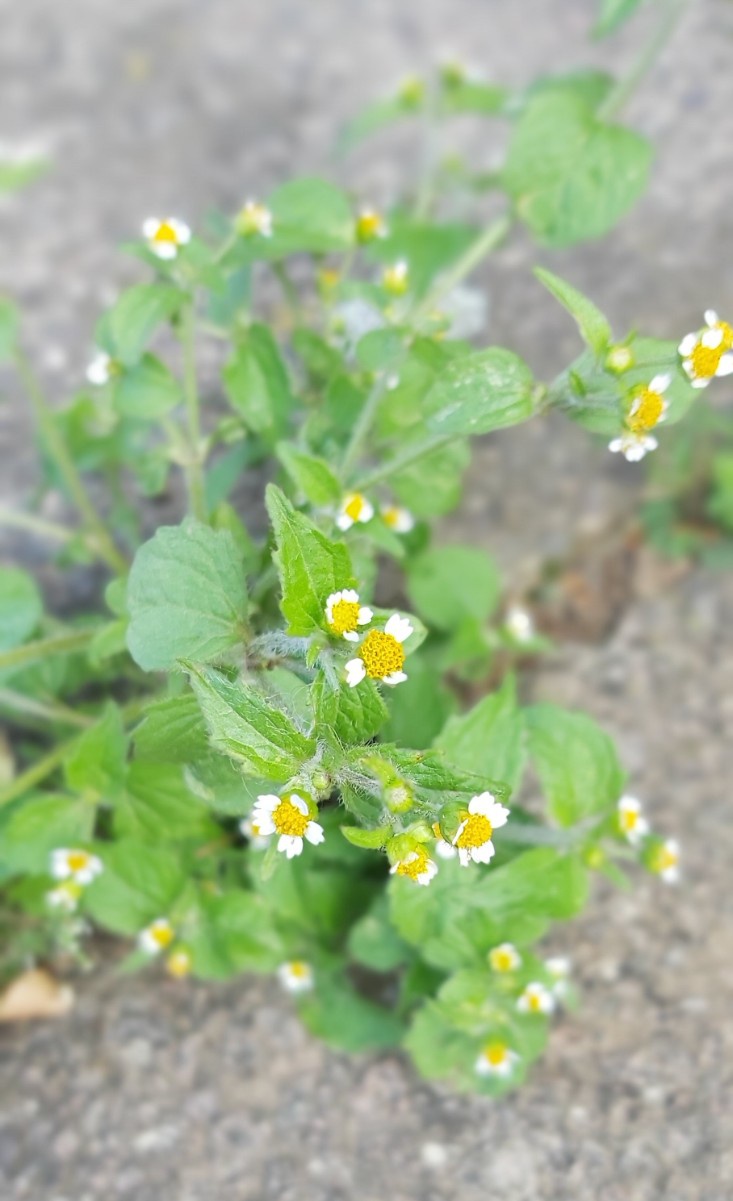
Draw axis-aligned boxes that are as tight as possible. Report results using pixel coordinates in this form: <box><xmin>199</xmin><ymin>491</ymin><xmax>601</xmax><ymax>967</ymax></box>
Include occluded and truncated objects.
<box><xmin>0</xmin><ymin>7</ymin><xmax>694</xmax><ymax>1094</ymax></box>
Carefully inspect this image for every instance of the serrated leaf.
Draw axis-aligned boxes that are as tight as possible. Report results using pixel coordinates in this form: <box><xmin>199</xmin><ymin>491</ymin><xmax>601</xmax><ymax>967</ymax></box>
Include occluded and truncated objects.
<box><xmin>276</xmin><ymin>443</ymin><xmax>342</xmax><ymax>506</ymax></box>
<box><xmin>96</xmin><ymin>283</ymin><xmax>183</xmax><ymax>366</ymax></box>
<box><xmin>525</xmin><ymin>704</ymin><xmax>626</xmax><ymax>826</ymax></box>
<box><xmin>406</xmin><ymin>546</ymin><xmax>501</xmax><ymax>631</ymax></box>
<box><xmin>300</xmin><ymin>973</ymin><xmax>404</xmax><ymax>1051</ymax></box>
<box><xmin>114</xmin><ymin>761</ymin><xmax>216</xmax><ymax>841</ymax></box>
<box><xmin>434</xmin><ymin>674</ymin><xmax>526</xmax><ymax>796</ymax></box>
<box><xmin>504</xmin><ymin>93</ymin><xmax>652</xmax><ymax>247</ymax></box>
<box><xmin>83</xmin><ymin>840</ymin><xmax>187</xmax><ymax>934</ymax></box>
<box><xmin>312</xmin><ymin>672</ymin><xmax>388</xmax><ymax>745</ymax></box>
<box><xmin>534</xmin><ymin>267</ymin><xmax>612</xmax><ymax>355</ymax></box>
<box><xmin>265</xmin><ymin>484</ymin><xmax>355</xmax><ymax>636</ymax></box>
<box><xmin>0</xmin><ymin>794</ymin><xmax>95</xmax><ymax>875</ymax></box>
<box><xmin>425</xmin><ymin>348</ymin><xmax>535</xmax><ymax>436</ymax></box>
<box><xmin>126</xmin><ymin>521</ymin><xmax>248</xmax><ymax>672</ymax></box>
<box><xmin>133</xmin><ymin>694</ymin><xmax>210</xmax><ymax>763</ymax></box>
<box><xmin>222</xmin><ymin>324</ymin><xmax>293</xmax><ymax>439</ymax></box>
<box><xmin>64</xmin><ymin>703</ymin><xmax>128</xmax><ymax>800</ymax></box>
<box><xmin>187</xmin><ymin>663</ymin><xmax>315</xmax><ymax>781</ymax></box>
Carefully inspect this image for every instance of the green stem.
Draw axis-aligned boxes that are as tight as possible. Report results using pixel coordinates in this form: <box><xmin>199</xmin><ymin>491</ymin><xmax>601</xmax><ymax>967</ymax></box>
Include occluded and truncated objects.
<box><xmin>180</xmin><ymin>302</ymin><xmax>207</xmax><ymax>521</ymax></box>
<box><xmin>0</xmin><ymin>628</ymin><xmax>95</xmax><ymax>674</ymax></box>
<box><xmin>341</xmin><ymin>371</ymin><xmax>397</xmax><ymax>481</ymax></box>
<box><xmin>0</xmin><ymin>689</ymin><xmax>94</xmax><ymax>729</ymax></box>
<box><xmin>598</xmin><ymin>0</ymin><xmax>689</xmax><ymax>121</ymax></box>
<box><xmin>15</xmin><ymin>352</ymin><xmax>128</xmax><ymax>574</ymax></box>
<box><xmin>0</xmin><ymin>507</ymin><xmax>75</xmax><ymax>545</ymax></box>
<box><xmin>413</xmin><ymin>81</ymin><xmax>442</xmax><ymax>221</ymax></box>
<box><xmin>414</xmin><ymin>211</ymin><xmax>513</xmax><ymax>319</ymax></box>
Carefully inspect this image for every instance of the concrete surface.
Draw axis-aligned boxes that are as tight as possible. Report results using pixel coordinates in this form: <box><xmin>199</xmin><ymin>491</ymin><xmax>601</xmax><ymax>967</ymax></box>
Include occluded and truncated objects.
<box><xmin>1</xmin><ymin>0</ymin><xmax>732</xmax><ymax>1198</ymax></box>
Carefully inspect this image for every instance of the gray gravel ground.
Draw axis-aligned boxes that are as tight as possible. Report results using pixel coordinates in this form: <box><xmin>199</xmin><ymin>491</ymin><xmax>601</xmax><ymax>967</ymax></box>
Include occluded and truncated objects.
<box><xmin>1</xmin><ymin>0</ymin><xmax>733</xmax><ymax>1198</ymax></box>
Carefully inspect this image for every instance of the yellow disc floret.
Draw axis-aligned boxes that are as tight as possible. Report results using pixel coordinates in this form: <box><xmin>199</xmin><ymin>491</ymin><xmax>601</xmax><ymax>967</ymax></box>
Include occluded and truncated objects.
<box><xmin>627</xmin><ymin>386</ymin><xmax>665</xmax><ymax>434</ymax></box>
<box><xmin>483</xmin><ymin>1041</ymin><xmax>510</xmax><ymax>1067</ymax></box>
<box><xmin>67</xmin><ymin>850</ymin><xmax>91</xmax><ymax>873</ymax></box>
<box><xmin>152</xmin><ymin>221</ymin><xmax>179</xmax><ymax>245</ymax></box>
<box><xmin>689</xmin><ymin>341</ymin><xmax>724</xmax><ymax>381</ymax></box>
<box><xmin>329</xmin><ymin>598</ymin><xmax>361</xmax><ymax>636</ymax></box>
<box><xmin>272</xmin><ymin>795</ymin><xmax>311</xmax><ymax>838</ymax></box>
<box><xmin>454</xmin><ymin>812</ymin><xmax>493</xmax><ymax>850</ymax></box>
<box><xmin>394</xmin><ymin>846</ymin><xmax>431</xmax><ymax>882</ymax></box>
<box><xmin>358</xmin><ymin>629</ymin><xmax>405</xmax><ymax>680</ymax></box>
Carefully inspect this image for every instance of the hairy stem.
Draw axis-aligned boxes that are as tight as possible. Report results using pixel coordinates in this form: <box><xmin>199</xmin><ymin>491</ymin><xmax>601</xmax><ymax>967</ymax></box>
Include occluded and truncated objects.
<box><xmin>0</xmin><ymin>689</ymin><xmax>94</xmax><ymax>729</ymax></box>
<box><xmin>598</xmin><ymin>0</ymin><xmax>689</xmax><ymax>121</ymax></box>
<box><xmin>16</xmin><ymin>352</ymin><xmax>128</xmax><ymax>573</ymax></box>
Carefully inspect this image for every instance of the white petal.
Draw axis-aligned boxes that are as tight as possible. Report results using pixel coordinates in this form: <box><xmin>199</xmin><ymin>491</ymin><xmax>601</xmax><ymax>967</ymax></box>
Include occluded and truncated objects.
<box><xmin>650</xmin><ymin>373</ymin><xmax>671</xmax><ymax>393</ymax></box>
<box><xmin>678</xmin><ymin>334</ymin><xmax>698</xmax><ymax>356</ymax></box>
<box><xmin>467</xmin><ymin>791</ymin><xmax>496</xmax><ymax>816</ymax></box>
<box><xmin>252</xmin><ymin>810</ymin><xmax>276</xmax><ymax>836</ymax></box>
<box><xmin>341</xmin><ymin>589</ymin><xmax>359</xmax><ymax>603</ymax></box>
<box><xmin>701</xmin><ymin>327</ymin><xmax>723</xmax><ymax>350</ymax></box>
<box><xmin>343</xmin><ymin>631</ymin><xmax>359</xmax><ymax>642</ymax></box>
<box><xmin>172</xmin><ymin>220</ymin><xmax>191</xmax><ymax>243</ymax></box>
<box><xmin>142</xmin><ymin>219</ymin><xmax>159</xmax><ymax>238</ymax></box>
<box><xmin>382</xmin><ymin>671</ymin><xmax>407</xmax><ymax>686</ymax></box>
<box><xmin>345</xmin><ymin>658</ymin><xmax>366</xmax><ymax>687</ymax></box>
<box><xmin>452</xmin><ymin>819</ymin><xmax>468</xmax><ymax>845</ymax></box>
<box><xmin>357</xmin><ymin>606</ymin><xmax>373</xmax><ymax>625</ymax></box>
<box><xmin>457</xmin><ymin>847</ymin><xmax>471</xmax><ymax>867</ymax></box>
<box><xmin>255</xmin><ymin>794</ymin><xmax>279</xmax><ymax>812</ymax></box>
<box><xmin>487</xmin><ymin>801</ymin><xmax>510</xmax><ymax>828</ymax></box>
<box><xmin>151</xmin><ymin>242</ymin><xmax>177</xmax><ymax>260</ymax></box>
<box><xmin>336</xmin><ymin>513</ymin><xmax>354</xmax><ymax>531</ymax></box>
<box><xmin>305</xmin><ymin>821</ymin><xmax>325</xmax><ymax>846</ymax></box>
<box><xmin>435</xmin><ymin>839</ymin><xmax>457</xmax><ymax>860</ymax></box>
<box><xmin>385</xmin><ymin>613</ymin><xmax>413</xmax><ymax>642</ymax></box>
<box><xmin>608</xmin><ymin>438</ymin><xmax>623</xmax><ymax>454</ymax></box>
<box><xmin>692</xmin><ymin>377</ymin><xmax>710</xmax><ymax>388</ymax></box>
<box><xmin>358</xmin><ymin>500</ymin><xmax>374</xmax><ymax>523</ymax></box>
<box><xmin>716</xmin><ymin>352</ymin><xmax>733</xmax><ymax>377</ymax></box>
<box><xmin>288</xmin><ymin>793</ymin><xmax>309</xmax><ymax>816</ymax></box>
<box><xmin>705</xmin><ymin>309</ymin><xmax>719</xmax><ymax>327</ymax></box>
<box><xmin>470</xmin><ymin>841</ymin><xmax>495</xmax><ymax>864</ymax></box>
<box><xmin>279</xmin><ymin>834</ymin><xmax>303</xmax><ymax>858</ymax></box>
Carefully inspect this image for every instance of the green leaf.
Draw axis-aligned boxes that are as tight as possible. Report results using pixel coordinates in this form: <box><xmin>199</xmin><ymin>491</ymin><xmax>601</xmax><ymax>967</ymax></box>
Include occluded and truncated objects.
<box><xmin>407</xmin><ymin>546</ymin><xmax>500</xmax><ymax>631</ymax></box>
<box><xmin>187</xmin><ymin>663</ymin><xmax>316</xmax><ymax>781</ymax></box>
<box><xmin>237</xmin><ymin>178</ymin><xmax>354</xmax><ymax>257</ymax></box>
<box><xmin>265</xmin><ymin>484</ymin><xmax>355</xmax><ymax>636</ymax></box>
<box><xmin>368</xmin><ymin>220</ymin><xmax>479</xmax><ymax>299</ymax></box>
<box><xmin>594</xmin><ymin>0</ymin><xmax>644</xmax><ymax>37</ymax></box>
<box><xmin>133</xmin><ymin>694</ymin><xmax>210</xmax><ymax>762</ymax></box>
<box><xmin>503</xmin><ymin>93</ymin><xmax>652</xmax><ymax>247</ymax></box>
<box><xmin>434</xmin><ymin>675</ymin><xmax>526</xmax><ymax>796</ymax></box>
<box><xmin>222</xmin><ymin>324</ymin><xmax>293</xmax><ymax>439</ymax></box>
<box><xmin>340</xmin><ymin>824</ymin><xmax>390</xmax><ymax>849</ymax></box>
<box><xmin>338</xmin><ymin>96</ymin><xmax>414</xmax><ymax>153</ymax></box>
<box><xmin>425</xmin><ymin>348</ymin><xmax>535</xmax><ymax>436</ymax></box>
<box><xmin>391</xmin><ymin>438</ymin><xmax>470</xmax><ymax>518</ymax></box>
<box><xmin>275</xmin><ymin>443</ymin><xmax>342</xmax><ymax>507</ymax></box>
<box><xmin>114</xmin><ymin>761</ymin><xmax>217</xmax><ymax>841</ymax></box>
<box><xmin>0</xmin><ymin>794</ymin><xmax>95</xmax><ymax>875</ymax></box>
<box><xmin>525</xmin><ymin>704</ymin><xmax>626</xmax><ymax>826</ymax></box>
<box><xmin>126</xmin><ymin>521</ymin><xmax>248</xmax><ymax>671</ymax></box>
<box><xmin>64</xmin><ymin>703</ymin><xmax>128</xmax><ymax>800</ymax></box>
<box><xmin>534</xmin><ymin>267</ymin><xmax>612</xmax><ymax>355</ymax></box>
<box><xmin>0</xmin><ymin>568</ymin><xmax>43</xmax><ymax>651</ymax></box>
<box><xmin>113</xmin><ymin>354</ymin><xmax>181</xmax><ymax>419</ymax></box>
<box><xmin>300</xmin><ymin>973</ymin><xmax>404</xmax><ymax>1052</ymax></box>
<box><xmin>348</xmin><ymin>896</ymin><xmax>408</xmax><ymax>971</ymax></box>
<box><xmin>312</xmin><ymin>672</ymin><xmax>388</xmax><ymax>745</ymax></box>
<box><xmin>0</xmin><ymin>298</ymin><xmax>19</xmax><ymax>362</ymax></box>
<box><xmin>186</xmin><ymin>889</ymin><xmax>284</xmax><ymax>977</ymax></box>
<box><xmin>383</xmin><ymin>652</ymin><xmax>456</xmax><ymax>750</ymax></box>
<box><xmin>84</xmin><ymin>840</ymin><xmax>187</xmax><ymax>934</ymax></box>
<box><xmin>96</xmin><ymin>284</ymin><xmax>183</xmax><ymax>366</ymax></box>
<box><xmin>391</xmin><ymin>849</ymin><xmax>588</xmax><ymax>970</ymax></box>
<box><xmin>440</xmin><ymin>79</ymin><xmax>507</xmax><ymax>116</ymax></box>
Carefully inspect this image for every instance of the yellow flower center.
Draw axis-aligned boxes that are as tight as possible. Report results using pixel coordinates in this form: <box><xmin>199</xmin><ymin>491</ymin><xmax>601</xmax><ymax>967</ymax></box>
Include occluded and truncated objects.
<box><xmin>620</xmin><ymin>808</ymin><xmax>638</xmax><ymax>832</ymax></box>
<box><xmin>153</xmin><ymin>221</ymin><xmax>179</xmax><ymax>244</ymax></box>
<box><xmin>288</xmin><ymin>960</ymin><xmax>310</xmax><ymax>979</ymax></box>
<box><xmin>166</xmin><ymin>950</ymin><xmax>191</xmax><ymax>978</ymax></box>
<box><xmin>384</xmin><ymin>267</ymin><xmax>408</xmax><ymax>296</ymax></box>
<box><xmin>344</xmin><ymin>493</ymin><xmax>366</xmax><ymax>521</ymax></box>
<box><xmin>151</xmin><ymin>923</ymin><xmax>174</xmax><ymax>949</ymax></box>
<box><xmin>329</xmin><ymin>598</ymin><xmax>361</xmax><ymax>635</ymax></box>
<box><xmin>627</xmin><ymin>386</ymin><xmax>665</xmax><ymax>433</ymax></box>
<box><xmin>272</xmin><ymin>796</ymin><xmax>310</xmax><ymax>837</ymax></box>
<box><xmin>526</xmin><ymin>991</ymin><xmax>543</xmax><ymax>1013</ymax></box>
<box><xmin>491</xmin><ymin>949</ymin><xmax>515</xmax><ymax>972</ymax></box>
<box><xmin>455</xmin><ymin>813</ymin><xmax>493</xmax><ymax>850</ymax></box>
<box><xmin>483</xmin><ymin>1042</ymin><xmax>509</xmax><ymax>1067</ymax></box>
<box><xmin>356</xmin><ymin>211</ymin><xmax>384</xmax><ymax>241</ymax></box>
<box><xmin>382</xmin><ymin>507</ymin><xmax>401</xmax><ymax>528</ymax></box>
<box><xmin>690</xmin><ymin>340</ymin><xmax>724</xmax><ymax>379</ymax></box>
<box><xmin>713</xmin><ymin>320</ymin><xmax>733</xmax><ymax>351</ymax></box>
<box><xmin>67</xmin><ymin>850</ymin><xmax>90</xmax><ymax>872</ymax></box>
<box><xmin>431</xmin><ymin>821</ymin><xmax>443</xmax><ymax>839</ymax></box>
<box><xmin>359</xmin><ymin>629</ymin><xmax>405</xmax><ymax>679</ymax></box>
<box><xmin>395</xmin><ymin>847</ymin><xmax>430</xmax><ymax>881</ymax></box>
<box><xmin>652</xmin><ymin>845</ymin><xmax>678</xmax><ymax>874</ymax></box>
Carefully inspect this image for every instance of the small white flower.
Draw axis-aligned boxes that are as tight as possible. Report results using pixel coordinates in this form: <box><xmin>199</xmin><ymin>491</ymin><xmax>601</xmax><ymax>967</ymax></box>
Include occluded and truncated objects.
<box><xmin>45</xmin><ymin>881</ymin><xmax>82</xmax><ymax>912</ymax></box>
<box><xmin>252</xmin><ymin>792</ymin><xmax>325</xmax><ymax>859</ymax></box>
<box><xmin>50</xmin><ymin>848</ymin><xmax>103</xmax><ymax>885</ymax></box>
<box><xmin>475</xmin><ymin>1042</ymin><xmax>519</xmax><ymax>1078</ymax></box>
<box><xmin>617</xmin><ymin>794</ymin><xmax>650</xmax><ymax>846</ymax></box>
<box><xmin>345</xmin><ymin>612</ymin><xmax>413</xmax><ymax>688</ymax></box>
<box><xmin>382</xmin><ymin>260</ymin><xmax>409</xmax><ymax>296</ymax></box>
<box><xmin>356</xmin><ymin>208</ymin><xmax>387</xmax><ymax>242</ymax></box>
<box><xmin>626</xmin><ymin>373</ymin><xmax>671</xmax><ymax>435</ymax></box>
<box><xmin>517</xmin><ymin>981</ymin><xmax>555</xmax><ymax>1015</ymax></box>
<box><xmin>452</xmin><ymin>792</ymin><xmax>510</xmax><ymax>866</ymax></box>
<box><xmin>545</xmin><ymin>956</ymin><xmax>572</xmax><ymax>999</ymax></box>
<box><xmin>390</xmin><ymin>846</ymin><xmax>438</xmax><ymax>886</ymax></box>
<box><xmin>504</xmin><ymin>605</ymin><xmax>534</xmax><ymax>643</ymax></box>
<box><xmin>381</xmin><ymin>505</ymin><xmax>415</xmax><ymax>534</ymax></box>
<box><xmin>679</xmin><ymin>317</ymin><xmax>733</xmax><ymax>387</ymax></box>
<box><xmin>239</xmin><ymin>814</ymin><xmax>270</xmax><ymax>851</ymax></box>
<box><xmin>325</xmin><ymin>589</ymin><xmax>373</xmax><ymax>642</ymax></box>
<box><xmin>432</xmin><ymin>822</ymin><xmax>457</xmax><ymax>859</ymax></box>
<box><xmin>489</xmin><ymin>942</ymin><xmax>522</xmax><ymax>973</ymax></box>
<box><xmin>166</xmin><ymin>948</ymin><xmax>192</xmax><ymax>978</ymax></box>
<box><xmin>138</xmin><ymin>917</ymin><xmax>175</xmax><ymax>955</ymax></box>
<box><xmin>142</xmin><ymin>217</ymin><xmax>191</xmax><ymax>260</ymax></box>
<box><xmin>608</xmin><ymin>431</ymin><xmax>659</xmax><ymax>462</ymax></box>
<box><xmin>336</xmin><ymin>492</ymin><xmax>375</xmax><ymax>531</ymax></box>
<box><xmin>651</xmin><ymin>838</ymin><xmax>680</xmax><ymax>884</ymax></box>
<box><xmin>236</xmin><ymin>199</ymin><xmax>274</xmax><ymax>238</ymax></box>
<box><xmin>277</xmin><ymin>960</ymin><xmax>314</xmax><ymax>993</ymax></box>
<box><xmin>86</xmin><ymin>350</ymin><xmax>118</xmax><ymax>386</ymax></box>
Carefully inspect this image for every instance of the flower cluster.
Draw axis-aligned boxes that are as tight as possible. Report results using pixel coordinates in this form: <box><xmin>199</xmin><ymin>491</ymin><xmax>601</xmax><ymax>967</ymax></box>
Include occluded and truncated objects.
<box><xmin>615</xmin><ymin>794</ymin><xmax>680</xmax><ymax>882</ymax></box>
<box><xmin>609</xmin><ymin>373</ymin><xmax>670</xmax><ymax>462</ymax></box>
<box><xmin>46</xmin><ymin>848</ymin><xmax>103</xmax><ymax>912</ymax></box>
<box><xmin>251</xmin><ymin>792</ymin><xmax>325</xmax><ymax>859</ymax></box>
<box><xmin>142</xmin><ymin>217</ymin><xmax>190</xmax><ymax>260</ymax></box>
